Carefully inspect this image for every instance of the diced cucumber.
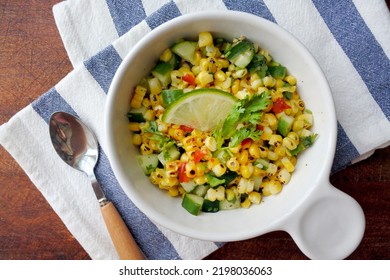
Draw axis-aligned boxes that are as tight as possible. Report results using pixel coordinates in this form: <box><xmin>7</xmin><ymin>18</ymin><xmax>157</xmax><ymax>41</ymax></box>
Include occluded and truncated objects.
<box><xmin>158</xmin><ymin>145</ymin><xmax>180</xmax><ymax>166</ymax></box>
<box><xmin>162</xmin><ymin>89</ymin><xmax>184</xmax><ymax>106</ymax></box>
<box><xmin>171</xmin><ymin>41</ymin><xmax>198</xmax><ymax>65</ymax></box>
<box><xmin>205</xmin><ymin>173</ymin><xmax>225</xmax><ymax>188</ymax></box>
<box><xmin>268</xmin><ymin>65</ymin><xmax>287</xmax><ymax>79</ymax></box>
<box><xmin>168</xmin><ymin>53</ymin><xmax>181</xmax><ymax>69</ymax></box>
<box><xmin>136</xmin><ymin>154</ymin><xmax>159</xmax><ymax>175</ymax></box>
<box><xmin>151</xmin><ymin>61</ymin><xmax>174</xmax><ymax>88</ymax></box>
<box><xmin>192</xmin><ymin>184</ymin><xmax>209</xmax><ymax>197</ymax></box>
<box><xmin>127</xmin><ymin>106</ymin><xmax>147</xmax><ymax>122</ymax></box>
<box><xmin>277</xmin><ymin>113</ymin><xmax>294</xmax><ymax>137</ymax></box>
<box><xmin>181</xmin><ymin>180</ymin><xmax>198</xmax><ymax>193</ymax></box>
<box><xmin>248</xmin><ymin>53</ymin><xmax>268</xmax><ymax>78</ymax></box>
<box><xmin>219</xmin><ymin>196</ymin><xmax>240</xmax><ymax>210</ymax></box>
<box><xmin>202</xmin><ymin>199</ymin><xmax>220</xmax><ymax>213</ymax></box>
<box><xmin>182</xmin><ymin>193</ymin><xmax>204</xmax><ymax>215</ymax></box>
<box><xmin>225</xmin><ymin>39</ymin><xmax>255</xmax><ymax>68</ymax></box>
<box><xmin>218</xmin><ymin>170</ymin><xmax>238</xmax><ymax>186</ymax></box>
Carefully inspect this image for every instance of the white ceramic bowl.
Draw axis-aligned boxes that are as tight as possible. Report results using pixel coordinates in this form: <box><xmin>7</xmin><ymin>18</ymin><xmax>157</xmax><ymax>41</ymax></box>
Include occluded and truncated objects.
<box><xmin>105</xmin><ymin>11</ymin><xmax>365</xmax><ymax>259</ymax></box>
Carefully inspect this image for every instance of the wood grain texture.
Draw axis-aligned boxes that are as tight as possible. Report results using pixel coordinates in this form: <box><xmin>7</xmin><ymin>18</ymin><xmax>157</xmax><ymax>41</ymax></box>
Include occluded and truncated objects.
<box><xmin>0</xmin><ymin>0</ymin><xmax>389</xmax><ymax>260</ymax></box>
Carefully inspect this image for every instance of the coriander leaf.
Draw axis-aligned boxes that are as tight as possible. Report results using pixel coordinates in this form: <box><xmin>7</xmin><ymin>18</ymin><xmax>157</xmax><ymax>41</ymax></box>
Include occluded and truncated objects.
<box><xmin>229</xmin><ymin>126</ymin><xmax>262</xmax><ymax>147</ymax></box>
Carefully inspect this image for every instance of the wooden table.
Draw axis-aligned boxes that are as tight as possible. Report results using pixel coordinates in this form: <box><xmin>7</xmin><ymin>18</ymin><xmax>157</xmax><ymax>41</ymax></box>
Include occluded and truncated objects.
<box><xmin>1</xmin><ymin>0</ymin><xmax>389</xmax><ymax>260</ymax></box>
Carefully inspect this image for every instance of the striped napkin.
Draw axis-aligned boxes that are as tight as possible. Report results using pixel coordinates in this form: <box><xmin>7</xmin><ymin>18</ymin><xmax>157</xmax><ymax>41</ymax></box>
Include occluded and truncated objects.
<box><xmin>1</xmin><ymin>0</ymin><xmax>389</xmax><ymax>260</ymax></box>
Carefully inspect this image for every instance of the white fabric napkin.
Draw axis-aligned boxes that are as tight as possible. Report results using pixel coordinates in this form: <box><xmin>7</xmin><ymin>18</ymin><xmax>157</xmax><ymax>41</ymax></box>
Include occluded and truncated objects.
<box><xmin>1</xmin><ymin>0</ymin><xmax>389</xmax><ymax>260</ymax></box>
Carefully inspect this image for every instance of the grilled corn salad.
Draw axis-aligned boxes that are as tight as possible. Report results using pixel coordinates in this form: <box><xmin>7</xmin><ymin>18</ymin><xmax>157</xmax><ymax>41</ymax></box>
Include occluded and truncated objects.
<box><xmin>128</xmin><ymin>32</ymin><xmax>317</xmax><ymax>215</ymax></box>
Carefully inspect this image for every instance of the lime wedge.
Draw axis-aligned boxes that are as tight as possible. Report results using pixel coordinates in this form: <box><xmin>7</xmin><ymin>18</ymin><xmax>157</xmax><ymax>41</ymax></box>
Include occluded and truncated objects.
<box><xmin>162</xmin><ymin>88</ymin><xmax>237</xmax><ymax>132</ymax></box>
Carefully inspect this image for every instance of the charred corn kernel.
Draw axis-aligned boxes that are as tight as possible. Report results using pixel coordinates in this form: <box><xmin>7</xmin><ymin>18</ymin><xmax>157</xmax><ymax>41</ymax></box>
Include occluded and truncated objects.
<box><xmin>281</xmin><ymin>157</ymin><xmax>295</xmax><ymax>172</ymax></box>
<box><xmin>225</xmin><ymin>188</ymin><xmax>236</xmax><ymax>201</ymax></box>
<box><xmin>132</xmin><ymin>133</ymin><xmax>142</xmax><ymax>146</ymax></box>
<box><xmin>204</xmin><ymin>136</ymin><xmax>217</xmax><ymax>152</ymax></box>
<box><xmin>258</xmin><ymin>146</ymin><xmax>268</xmax><ymax>158</ymax></box>
<box><xmin>150</xmin><ymin>169</ymin><xmax>163</xmax><ymax>184</ymax></box>
<box><xmin>191</xmin><ymin>65</ymin><xmax>201</xmax><ymax>76</ymax></box>
<box><xmin>241</xmin><ymin>198</ymin><xmax>251</xmax><ymax>208</ymax></box>
<box><xmin>266</xmin><ymin>163</ymin><xmax>278</xmax><ymax>176</ymax></box>
<box><xmin>267</xmin><ymin>151</ymin><xmax>279</xmax><ymax>161</ymax></box>
<box><xmin>240</xmin><ymin>162</ymin><xmax>254</xmax><ymax>179</ymax></box>
<box><xmin>142</xmin><ymin>98</ymin><xmax>151</xmax><ymax>108</ymax></box>
<box><xmin>166</xmin><ymin>160</ymin><xmax>181</xmax><ymax>172</ymax></box>
<box><xmin>160</xmin><ymin>48</ymin><xmax>172</xmax><ymax>62</ymax></box>
<box><xmin>196</xmin><ymin>71</ymin><xmax>214</xmax><ymax>87</ymax></box>
<box><xmin>128</xmin><ymin>122</ymin><xmax>141</xmax><ymax>132</ymax></box>
<box><xmin>262</xmin><ymin>113</ymin><xmax>278</xmax><ymax>130</ymax></box>
<box><xmin>261</xmin><ymin>126</ymin><xmax>273</xmax><ymax>141</ymax></box>
<box><xmin>207</xmin><ymin>158</ymin><xmax>220</xmax><ymax>170</ymax></box>
<box><xmin>193</xmin><ymin>175</ymin><xmax>207</xmax><ymax>185</ymax></box>
<box><xmin>215</xmin><ymin>186</ymin><xmax>225</xmax><ymax>201</ymax></box>
<box><xmin>214</xmin><ymin>70</ymin><xmax>226</xmax><ymax>82</ymax></box>
<box><xmin>237</xmin><ymin>149</ymin><xmax>249</xmax><ymax>164</ymax></box>
<box><xmin>180</xmin><ymin>153</ymin><xmax>189</xmax><ymax>162</ymax></box>
<box><xmin>282</xmin><ymin>137</ymin><xmax>298</xmax><ymax>150</ymax></box>
<box><xmin>178</xmin><ymin>186</ymin><xmax>186</xmax><ymax>195</ymax></box>
<box><xmin>253</xmin><ymin>166</ymin><xmax>267</xmax><ymax>177</ymax></box>
<box><xmin>287</xmin><ymin>132</ymin><xmax>300</xmax><ymax>143</ymax></box>
<box><xmin>168</xmin><ymin>186</ymin><xmax>179</xmax><ymax>197</ymax></box>
<box><xmin>226</xmin><ymin>157</ymin><xmax>240</xmax><ymax>172</ymax></box>
<box><xmin>277</xmin><ymin>168</ymin><xmax>291</xmax><ymax>184</ymax></box>
<box><xmin>149</xmin><ymin>92</ymin><xmax>160</xmax><ymax>107</ymax></box>
<box><xmin>296</xmin><ymin>113</ymin><xmax>313</xmax><ymax>128</ymax></box>
<box><xmin>205</xmin><ymin>45</ymin><xmax>219</xmax><ymax>58</ymax></box>
<box><xmin>169</xmin><ymin>127</ymin><xmax>185</xmax><ymax>141</ymax></box>
<box><xmin>160</xmin><ymin>177</ymin><xmax>179</xmax><ymax>188</ymax></box>
<box><xmin>165</xmin><ymin>169</ymin><xmax>178</xmax><ymax>178</ymax></box>
<box><xmin>148</xmin><ymin>77</ymin><xmax>162</xmax><ymax>95</ymax></box>
<box><xmin>216</xmin><ymin>58</ymin><xmax>230</xmax><ymax>69</ymax></box>
<box><xmin>206</xmin><ymin>188</ymin><xmax>217</xmax><ymax>201</ymax></box>
<box><xmin>231</xmin><ymin>79</ymin><xmax>240</xmax><ymax>94</ymax></box>
<box><xmin>284</xmin><ymin>75</ymin><xmax>296</xmax><ymax>86</ymax></box>
<box><xmin>269</xmin><ymin>134</ymin><xmax>283</xmax><ymax>147</ymax></box>
<box><xmin>232</xmin><ymin>69</ymin><xmax>247</xmax><ymax>79</ymax></box>
<box><xmin>248</xmin><ymin>143</ymin><xmax>261</xmax><ymax>159</ymax></box>
<box><xmin>212</xmin><ymin>163</ymin><xmax>227</xmax><ymax>177</ymax></box>
<box><xmin>275</xmin><ymin>78</ymin><xmax>285</xmax><ymax>88</ymax></box>
<box><xmin>195</xmin><ymin>163</ymin><xmax>205</xmax><ymax>177</ymax></box>
<box><xmin>130</xmin><ymin>85</ymin><xmax>147</xmax><ymax>108</ymax></box>
<box><xmin>237</xmin><ymin>177</ymin><xmax>254</xmax><ymax>194</ymax></box>
<box><xmin>198</xmin><ymin>31</ymin><xmax>213</xmax><ymax>47</ymax></box>
<box><xmin>143</xmin><ymin>109</ymin><xmax>155</xmax><ymax>121</ymax></box>
<box><xmin>263</xmin><ymin>76</ymin><xmax>276</xmax><ymax>87</ymax></box>
<box><xmin>140</xmin><ymin>143</ymin><xmax>153</xmax><ymax>155</ymax></box>
<box><xmin>261</xmin><ymin>180</ymin><xmax>282</xmax><ymax>196</ymax></box>
<box><xmin>297</xmin><ymin>99</ymin><xmax>305</xmax><ymax>111</ymax></box>
<box><xmin>149</xmin><ymin>140</ymin><xmax>160</xmax><ymax>151</ymax></box>
<box><xmin>274</xmin><ymin>145</ymin><xmax>287</xmax><ymax>157</ymax></box>
<box><xmin>185</xmin><ymin>161</ymin><xmax>197</xmax><ymax>178</ymax></box>
<box><xmin>250</xmin><ymin>78</ymin><xmax>263</xmax><ymax>91</ymax></box>
<box><xmin>293</xmin><ymin>119</ymin><xmax>305</xmax><ymax>132</ymax></box>
<box><xmin>229</xmin><ymin>145</ymin><xmax>241</xmax><ymax>154</ymax></box>
<box><xmin>248</xmin><ymin>191</ymin><xmax>262</xmax><ymax>204</ymax></box>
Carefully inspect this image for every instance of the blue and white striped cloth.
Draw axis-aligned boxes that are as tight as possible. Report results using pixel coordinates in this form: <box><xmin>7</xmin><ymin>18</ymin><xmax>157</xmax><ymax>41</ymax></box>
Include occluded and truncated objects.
<box><xmin>0</xmin><ymin>0</ymin><xmax>389</xmax><ymax>260</ymax></box>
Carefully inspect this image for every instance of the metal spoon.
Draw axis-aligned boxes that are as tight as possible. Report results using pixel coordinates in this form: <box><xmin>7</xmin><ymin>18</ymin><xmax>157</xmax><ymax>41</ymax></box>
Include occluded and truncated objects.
<box><xmin>49</xmin><ymin>111</ymin><xmax>144</xmax><ymax>260</ymax></box>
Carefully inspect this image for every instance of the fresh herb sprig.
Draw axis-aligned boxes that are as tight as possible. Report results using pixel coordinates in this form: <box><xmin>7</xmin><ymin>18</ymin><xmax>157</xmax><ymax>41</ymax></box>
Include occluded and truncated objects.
<box><xmin>213</xmin><ymin>91</ymin><xmax>271</xmax><ymax>149</ymax></box>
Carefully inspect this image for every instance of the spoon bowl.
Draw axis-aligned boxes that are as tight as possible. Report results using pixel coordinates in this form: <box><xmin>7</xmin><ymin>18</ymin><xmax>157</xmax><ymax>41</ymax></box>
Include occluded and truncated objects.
<box><xmin>49</xmin><ymin>111</ymin><xmax>144</xmax><ymax>260</ymax></box>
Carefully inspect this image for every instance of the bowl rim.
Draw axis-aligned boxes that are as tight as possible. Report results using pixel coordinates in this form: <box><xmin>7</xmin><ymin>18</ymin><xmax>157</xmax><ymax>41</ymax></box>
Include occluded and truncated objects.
<box><xmin>104</xmin><ymin>10</ymin><xmax>338</xmax><ymax>242</ymax></box>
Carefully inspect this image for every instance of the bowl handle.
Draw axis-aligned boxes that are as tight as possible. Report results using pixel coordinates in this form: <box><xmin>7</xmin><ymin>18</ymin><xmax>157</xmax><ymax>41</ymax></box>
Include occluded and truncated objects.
<box><xmin>283</xmin><ymin>181</ymin><xmax>365</xmax><ymax>259</ymax></box>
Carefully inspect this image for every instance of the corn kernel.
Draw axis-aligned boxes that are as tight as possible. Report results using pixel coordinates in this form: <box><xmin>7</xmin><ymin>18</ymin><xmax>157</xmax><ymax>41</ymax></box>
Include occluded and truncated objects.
<box><xmin>281</xmin><ymin>157</ymin><xmax>295</xmax><ymax>172</ymax></box>
<box><xmin>241</xmin><ymin>198</ymin><xmax>251</xmax><ymax>208</ymax></box>
<box><xmin>198</xmin><ymin>31</ymin><xmax>213</xmax><ymax>47</ymax></box>
<box><xmin>248</xmin><ymin>191</ymin><xmax>262</xmax><ymax>204</ymax></box>
<box><xmin>132</xmin><ymin>133</ymin><xmax>142</xmax><ymax>146</ymax></box>
<box><xmin>212</xmin><ymin>163</ymin><xmax>227</xmax><ymax>177</ymax></box>
<box><xmin>160</xmin><ymin>48</ymin><xmax>172</xmax><ymax>62</ymax></box>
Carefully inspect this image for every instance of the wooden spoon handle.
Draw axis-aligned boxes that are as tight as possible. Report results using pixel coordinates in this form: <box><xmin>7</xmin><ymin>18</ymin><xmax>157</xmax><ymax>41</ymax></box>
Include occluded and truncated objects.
<box><xmin>100</xmin><ymin>201</ymin><xmax>145</xmax><ymax>260</ymax></box>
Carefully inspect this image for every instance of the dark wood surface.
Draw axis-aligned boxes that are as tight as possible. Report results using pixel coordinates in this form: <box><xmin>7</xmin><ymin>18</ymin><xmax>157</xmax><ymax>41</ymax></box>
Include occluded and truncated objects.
<box><xmin>0</xmin><ymin>1</ymin><xmax>389</xmax><ymax>260</ymax></box>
